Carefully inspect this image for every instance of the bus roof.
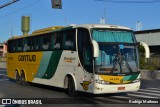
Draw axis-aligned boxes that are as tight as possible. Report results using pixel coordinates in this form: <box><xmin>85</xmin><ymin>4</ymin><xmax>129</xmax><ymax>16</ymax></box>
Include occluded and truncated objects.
<box><xmin>8</xmin><ymin>26</ymin><xmax>65</xmax><ymax>40</ymax></box>
<box><xmin>8</xmin><ymin>24</ymin><xmax>132</xmax><ymax>40</ymax></box>
<box><xmin>72</xmin><ymin>24</ymin><xmax>132</xmax><ymax>30</ymax></box>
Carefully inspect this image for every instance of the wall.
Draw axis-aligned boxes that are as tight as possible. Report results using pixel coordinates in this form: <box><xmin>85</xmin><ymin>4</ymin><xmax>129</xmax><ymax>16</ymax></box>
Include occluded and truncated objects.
<box><xmin>141</xmin><ymin>70</ymin><xmax>160</xmax><ymax>80</ymax></box>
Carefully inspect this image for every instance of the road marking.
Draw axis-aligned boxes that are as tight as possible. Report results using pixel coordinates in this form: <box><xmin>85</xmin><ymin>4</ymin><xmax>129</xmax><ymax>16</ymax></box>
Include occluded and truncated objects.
<box><xmin>111</xmin><ymin>95</ymin><xmax>131</xmax><ymax>99</ymax></box>
<box><xmin>0</xmin><ymin>79</ymin><xmax>9</xmax><ymax>81</ymax></box>
<box><xmin>127</xmin><ymin>93</ymin><xmax>159</xmax><ymax>98</ymax></box>
<box><xmin>0</xmin><ymin>74</ymin><xmax>6</xmax><ymax>76</ymax></box>
<box><xmin>0</xmin><ymin>69</ymin><xmax>7</xmax><ymax>72</ymax></box>
<box><xmin>94</xmin><ymin>97</ymin><xmax>126</xmax><ymax>103</ymax></box>
<box><xmin>139</xmin><ymin>89</ymin><xmax>160</xmax><ymax>93</ymax></box>
<box><xmin>146</xmin><ymin>88</ymin><xmax>160</xmax><ymax>91</ymax></box>
<box><xmin>130</xmin><ymin>91</ymin><xmax>160</xmax><ymax>97</ymax></box>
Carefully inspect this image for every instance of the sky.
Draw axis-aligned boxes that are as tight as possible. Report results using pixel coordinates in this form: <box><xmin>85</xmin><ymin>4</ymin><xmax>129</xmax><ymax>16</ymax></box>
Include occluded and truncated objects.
<box><xmin>0</xmin><ymin>0</ymin><xmax>160</xmax><ymax>42</ymax></box>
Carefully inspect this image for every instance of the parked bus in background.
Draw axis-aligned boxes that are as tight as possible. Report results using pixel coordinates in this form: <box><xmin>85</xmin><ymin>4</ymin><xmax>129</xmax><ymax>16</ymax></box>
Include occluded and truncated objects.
<box><xmin>7</xmin><ymin>24</ymin><xmax>149</xmax><ymax>96</ymax></box>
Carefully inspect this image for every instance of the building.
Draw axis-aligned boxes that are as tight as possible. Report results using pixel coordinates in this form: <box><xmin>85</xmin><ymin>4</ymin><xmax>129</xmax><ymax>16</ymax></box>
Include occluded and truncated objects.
<box><xmin>0</xmin><ymin>43</ymin><xmax>7</xmax><ymax>58</ymax></box>
<box><xmin>135</xmin><ymin>29</ymin><xmax>160</xmax><ymax>67</ymax></box>
<box><xmin>135</xmin><ymin>29</ymin><xmax>160</xmax><ymax>55</ymax></box>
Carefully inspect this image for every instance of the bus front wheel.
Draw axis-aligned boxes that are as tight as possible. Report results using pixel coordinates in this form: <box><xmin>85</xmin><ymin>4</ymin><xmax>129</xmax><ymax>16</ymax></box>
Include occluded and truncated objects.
<box><xmin>67</xmin><ymin>77</ymin><xmax>77</xmax><ymax>97</ymax></box>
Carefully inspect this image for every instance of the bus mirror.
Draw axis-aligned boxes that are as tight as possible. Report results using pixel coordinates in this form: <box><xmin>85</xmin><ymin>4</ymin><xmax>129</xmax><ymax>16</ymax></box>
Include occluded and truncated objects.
<box><xmin>140</xmin><ymin>42</ymin><xmax>150</xmax><ymax>58</ymax></box>
<box><xmin>92</xmin><ymin>40</ymin><xmax>99</xmax><ymax>57</ymax></box>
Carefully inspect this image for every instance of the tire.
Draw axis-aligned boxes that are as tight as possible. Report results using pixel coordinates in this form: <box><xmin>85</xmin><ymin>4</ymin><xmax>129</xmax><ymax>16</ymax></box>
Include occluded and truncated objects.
<box><xmin>67</xmin><ymin>77</ymin><xmax>77</xmax><ymax>97</ymax></box>
<box><xmin>21</xmin><ymin>72</ymin><xmax>28</xmax><ymax>86</ymax></box>
<box><xmin>15</xmin><ymin>71</ymin><xmax>21</xmax><ymax>85</ymax></box>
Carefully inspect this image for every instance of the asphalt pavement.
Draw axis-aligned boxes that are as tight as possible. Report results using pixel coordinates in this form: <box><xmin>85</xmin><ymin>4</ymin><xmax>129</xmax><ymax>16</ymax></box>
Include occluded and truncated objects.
<box><xmin>0</xmin><ymin>65</ymin><xmax>160</xmax><ymax>106</ymax></box>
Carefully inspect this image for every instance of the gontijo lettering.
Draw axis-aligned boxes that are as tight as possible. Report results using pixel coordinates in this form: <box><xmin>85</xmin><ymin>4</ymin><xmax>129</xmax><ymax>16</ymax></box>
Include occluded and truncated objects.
<box><xmin>18</xmin><ymin>55</ymin><xmax>36</xmax><ymax>61</ymax></box>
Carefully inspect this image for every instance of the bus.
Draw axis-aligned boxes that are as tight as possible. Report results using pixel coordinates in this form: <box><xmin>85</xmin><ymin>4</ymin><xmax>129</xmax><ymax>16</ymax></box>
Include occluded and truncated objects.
<box><xmin>7</xmin><ymin>24</ymin><xmax>149</xmax><ymax>96</ymax></box>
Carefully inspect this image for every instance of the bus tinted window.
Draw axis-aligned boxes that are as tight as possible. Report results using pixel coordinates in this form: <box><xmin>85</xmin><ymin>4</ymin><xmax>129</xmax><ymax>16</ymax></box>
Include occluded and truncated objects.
<box><xmin>8</xmin><ymin>40</ymin><xmax>15</xmax><ymax>52</ymax></box>
<box><xmin>63</xmin><ymin>29</ymin><xmax>76</xmax><ymax>50</ymax></box>
<box><xmin>33</xmin><ymin>37</ymin><xmax>40</xmax><ymax>51</ymax></box>
<box><xmin>53</xmin><ymin>32</ymin><xmax>62</xmax><ymax>49</ymax></box>
<box><xmin>23</xmin><ymin>38</ymin><xmax>31</xmax><ymax>52</ymax></box>
<box><xmin>7</xmin><ymin>29</ymin><xmax>76</xmax><ymax>52</ymax></box>
<box><xmin>42</xmin><ymin>35</ymin><xmax>51</xmax><ymax>50</ymax></box>
<box><xmin>17</xmin><ymin>39</ymin><xmax>23</xmax><ymax>52</ymax></box>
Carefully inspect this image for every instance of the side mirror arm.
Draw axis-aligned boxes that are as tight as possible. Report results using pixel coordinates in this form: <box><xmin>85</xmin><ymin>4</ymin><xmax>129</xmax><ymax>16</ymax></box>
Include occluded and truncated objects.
<box><xmin>139</xmin><ymin>42</ymin><xmax>150</xmax><ymax>58</ymax></box>
<box><xmin>92</xmin><ymin>40</ymin><xmax>99</xmax><ymax>58</ymax></box>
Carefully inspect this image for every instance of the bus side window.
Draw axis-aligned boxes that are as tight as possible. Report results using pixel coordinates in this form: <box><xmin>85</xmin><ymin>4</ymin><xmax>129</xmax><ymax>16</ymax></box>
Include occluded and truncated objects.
<box><xmin>23</xmin><ymin>38</ymin><xmax>31</xmax><ymax>52</ymax></box>
<box><xmin>30</xmin><ymin>38</ymin><xmax>34</xmax><ymax>51</ymax></box>
<box><xmin>53</xmin><ymin>33</ymin><xmax>57</xmax><ymax>49</ymax></box>
<box><xmin>63</xmin><ymin>29</ymin><xmax>76</xmax><ymax>50</ymax></box>
<box><xmin>32</xmin><ymin>37</ymin><xmax>40</xmax><ymax>51</ymax></box>
<box><xmin>42</xmin><ymin>35</ymin><xmax>50</xmax><ymax>50</ymax></box>
<box><xmin>13</xmin><ymin>41</ymin><xmax>16</xmax><ymax>52</ymax></box>
<box><xmin>8</xmin><ymin>40</ymin><xmax>15</xmax><ymax>52</ymax></box>
<box><xmin>34</xmin><ymin>37</ymin><xmax>39</xmax><ymax>50</ymax></box>
<box><xmin>50</xmin><ymin>34</ymin><xmax>55</xmax><ymax>50</ymax></box>
<box><xmin>54</xmin><ymin>32</ymin><xmax>62</xmax><ymax>49</ymax></box>
<box><xmin>17</xmin><ymin>39</ymin><xmax>23</xmax><ymax>52</ymax></box>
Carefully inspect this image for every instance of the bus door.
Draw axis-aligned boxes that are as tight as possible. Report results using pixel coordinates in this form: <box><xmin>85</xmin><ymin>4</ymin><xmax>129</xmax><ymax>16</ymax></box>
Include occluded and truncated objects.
<box><xmin>83</xmin><ymin>41</ymin><xmax>94</xmax><ymax>92</ymax></box>
<box><xmin>77</xmin><ymin>28</ymin><xmax>94</xmax><ymax>92</ymax></box>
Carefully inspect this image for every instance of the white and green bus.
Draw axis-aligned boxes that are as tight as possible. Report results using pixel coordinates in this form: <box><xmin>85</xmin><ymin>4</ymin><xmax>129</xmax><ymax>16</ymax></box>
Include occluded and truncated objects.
<box><xmin>7</xmin><ymin>24</ymin><xmax>149</xmax><ymax>96</ymax></box>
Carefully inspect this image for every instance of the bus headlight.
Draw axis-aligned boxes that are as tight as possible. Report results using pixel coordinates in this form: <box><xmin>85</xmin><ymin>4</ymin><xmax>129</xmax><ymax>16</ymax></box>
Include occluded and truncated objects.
<box><xmin>96</xmin><ymin>80</ymin><xmax>110</xmax><ymax>84</ymax></box>
<box><xmin>132</xmin><ymin>79</ymin><xmax>140</xmax><ymax>83</ymax></box>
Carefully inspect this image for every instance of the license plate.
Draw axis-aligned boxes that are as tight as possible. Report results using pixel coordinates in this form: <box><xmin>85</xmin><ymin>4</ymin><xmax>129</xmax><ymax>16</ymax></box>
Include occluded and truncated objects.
<box><xmin>118</xmin><ymin>87</ymin><xmax>125</xmax><ymax>90</ymax></box>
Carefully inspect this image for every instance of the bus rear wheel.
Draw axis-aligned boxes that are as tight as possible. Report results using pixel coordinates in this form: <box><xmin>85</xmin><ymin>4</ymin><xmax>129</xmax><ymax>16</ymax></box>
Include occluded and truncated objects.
<box><xmin>15</xmin><ymin>71</ymin><xmax>21</xmax><ymax>85</ymax></box>
<box><xmin>67</xmin><ymin>77</ymin><xmax>77</xmax><ymax>97</ymax></box>
<box><xmin>21</xmin><ymin>72</ymin><xmax>28</xmax><ymax>86</ymax></box>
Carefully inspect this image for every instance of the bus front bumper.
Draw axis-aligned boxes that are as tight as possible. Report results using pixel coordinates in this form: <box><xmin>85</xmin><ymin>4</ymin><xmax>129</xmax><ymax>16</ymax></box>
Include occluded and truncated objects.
<box><xmin>93</xmin><ymin>81</ymin><xmax>140</xmax><ymax>94</ymax></box>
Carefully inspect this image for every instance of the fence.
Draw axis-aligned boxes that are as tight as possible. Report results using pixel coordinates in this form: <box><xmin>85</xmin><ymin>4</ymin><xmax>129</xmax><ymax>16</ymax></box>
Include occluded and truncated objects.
<box><xmin>147</xmin><ymin>55</ymin><xmax>160</xmax><ymax>68</ymax></box>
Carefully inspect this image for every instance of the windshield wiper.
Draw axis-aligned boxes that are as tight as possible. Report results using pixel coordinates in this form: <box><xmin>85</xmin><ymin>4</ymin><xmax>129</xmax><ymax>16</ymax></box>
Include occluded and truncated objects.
<box><xmin>122</xmin><ymin>56</ymin><xmax>133</xmax><ymax>73</ymax></box>
<box><xmin>110</xmin><ymin>54</ymin><xmax>122</xmax><ymax>74</ymax></box>
<box><xmin>111</xmin><ymin>53</ymin><xmax>134</xmax><ymax>74</ymax></box>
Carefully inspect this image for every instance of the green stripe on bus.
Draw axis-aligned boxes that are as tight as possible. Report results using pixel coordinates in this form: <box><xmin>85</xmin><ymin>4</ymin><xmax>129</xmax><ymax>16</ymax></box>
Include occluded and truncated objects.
<box><xmin>123</xmin><ymin>75</ymin><xmax>132</xmax><ymax>81</ymax></box>
<box><xmin>128</xmin><ymin>74</ymin><xmax>139</xmax><ymax>81</ymax></box>
<box><xmin>35</xmin><ymin>52</ymin><xmax>52</xmax><ymax>78</ymax></box>
<box><xmin>41</xmin><ymin>50</ymin><xmax>62</xmax><ymax>79</ymax></box>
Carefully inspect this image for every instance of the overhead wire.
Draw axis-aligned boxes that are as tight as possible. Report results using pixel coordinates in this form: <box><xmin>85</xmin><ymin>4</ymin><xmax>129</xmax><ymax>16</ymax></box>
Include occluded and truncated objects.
<box><xmin>0</xmin><ymin>0</ymin><xmax>20</xmax><ymax>9</ymax></box>
<box><xmin>0</xmin><ymin>0</ymin><xmax>42</xmax><ymax>19</ymax></box>
<box><xmin>95</xmin><ymin>0</ymin><xmax>160</xmax><ymax>3</ymax></box>
<box><xmin>1</xmin><ymin>0</ymin><xmax>159</xmax><ymax>19</ymax></box>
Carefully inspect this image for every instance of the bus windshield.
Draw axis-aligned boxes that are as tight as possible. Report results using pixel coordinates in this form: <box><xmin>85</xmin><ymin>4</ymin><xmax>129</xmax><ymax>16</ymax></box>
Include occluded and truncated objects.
<box><xmin>92</xmin><ymin>29</ymin><xmax>138</xmax><ymax>75</ymax></box>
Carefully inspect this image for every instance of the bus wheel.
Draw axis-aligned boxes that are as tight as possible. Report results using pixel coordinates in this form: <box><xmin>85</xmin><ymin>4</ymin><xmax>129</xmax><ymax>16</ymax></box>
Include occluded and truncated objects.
<box><xmin>15</xmin><ymin>71</ymin><xmax>21</xmax><ymax>85</ymax></box>
<box><xmin>67</xmin><ymin>77</ymin><xmax>77</xmax><ymax>97</ymax></box>
<box><xmin>21</xmin><ymin>72</ymin><xmax>28</xmax><ymax>86</ymax></box>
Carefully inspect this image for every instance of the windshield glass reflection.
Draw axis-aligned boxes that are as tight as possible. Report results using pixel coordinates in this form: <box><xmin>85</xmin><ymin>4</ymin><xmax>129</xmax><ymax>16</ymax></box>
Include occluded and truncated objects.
<box><xmin>95</xmin><ymin>43</ymin><xmax>138</xmax><ymax>74</ymax></box>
